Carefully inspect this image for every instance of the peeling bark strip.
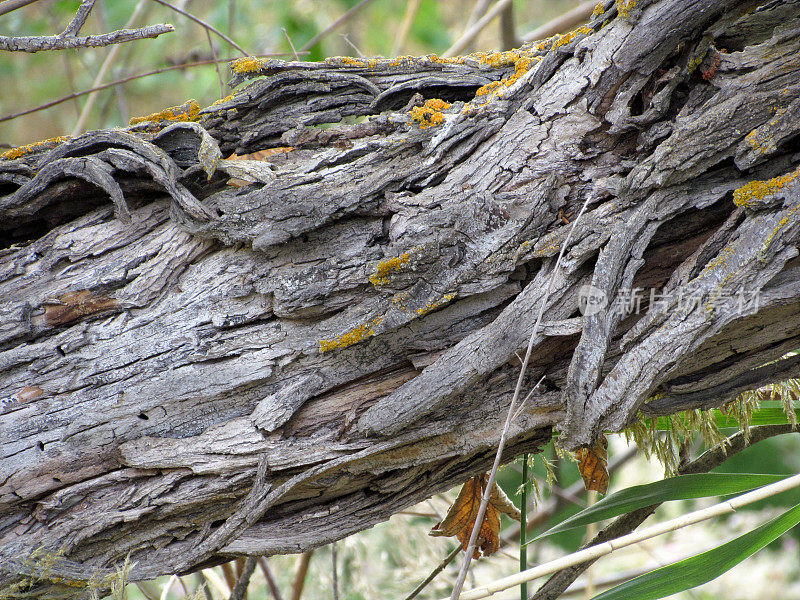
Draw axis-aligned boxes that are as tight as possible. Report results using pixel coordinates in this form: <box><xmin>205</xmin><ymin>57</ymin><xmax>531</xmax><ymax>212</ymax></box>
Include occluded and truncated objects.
<box><xmin>2</xmin><ymin>0</ymin><xmax>800</xmax><ymax>597</ymax></box>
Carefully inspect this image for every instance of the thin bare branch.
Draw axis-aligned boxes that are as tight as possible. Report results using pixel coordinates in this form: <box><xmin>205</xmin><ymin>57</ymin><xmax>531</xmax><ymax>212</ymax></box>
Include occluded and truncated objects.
<box><xmin>332</xmin><ymin>543</ymin><xmax>339</xmax><ymax>600</ymax></box>
<box><xmin>520</xmin><ymin>1</ymin><xmax>596</xmax><ymax>43</ymax></box>
<box><xmin>62</xmin><ymin>0</ymin><xmax>96</xmax><ymax>37</ymax></box>
<box><xmin>149</xmin><ymin>0</ymin><xmax>248</xmax><ymax>56</ymax></box>
<box><xmin>392</xmin><ymin>0</ymin><xmax>421</xmax><ymax>56</ymax></box>
<box><xmin>465</xmin><ymin>0</ymin><xmax>492</xmax><ymax>30</ymax></box>
<box><xmin>290</xmin><ymin>551</ymin><xmax>314</xmax><ymax>600</ymax></box>
<box><xmin>0</xmin><ymin>23</ymin><xmax>173</xmax><ymax>52</ymax></box>
<box><xmin>72</xmin><ymin>0</ymin><xmax>147</xmax><ymax>136</ymax></box>
<box><xmin>450</xmin><ymin>190</ymin><xmax>596</xmax><ymax>599</ymax></box>
<box><xmin>0</xmin><ymin>54</ymin><xmax>298</xmax><ymax>126</ymax></box>
<box><xmin>405</xmin><ymin>544</ymin><xmax>463</xmax><ymax>600</ymax></box>
<box><xmin>205</xmin><ymin>28</ymin><xmax>226</xmax><ymax>99</ymax></box>
<box><xmin>257</xmin><ymin>557</ymin><xmax>284</xmax><ymax>600</ymax></box>
<box><xmin>441</xmin><ymin>0</ymin><xmax>513</xmax><ymax>58</ymax></box>
<box><xmin>228</xmin><ymin>557</ymin><xmax>257</xmax><ymax>600</ymax></box>
<box><xmin>299</xmin><ymin>0</ymin><xmax>379</xmax><ymax>51</ymax></box>
<box><xmin>0</xmin><ymin>0</ymin><xmax>41</xmax><ymax>18</ymax></box>
<box><xmin>499</xmin><ymin>2</ymin><xmax>517</xmax><ymax>51</ymax></box>
<box><xmin>282</xmin><ymin>28</ymin><xmax>300</xmax><ymax>61</ymax></box>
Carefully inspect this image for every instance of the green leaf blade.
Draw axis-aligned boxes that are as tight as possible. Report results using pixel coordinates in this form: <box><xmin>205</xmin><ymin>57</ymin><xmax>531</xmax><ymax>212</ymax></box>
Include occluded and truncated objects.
<box><xmin>591</xmin><ymin>501</ymin><xmax>800</xmax><ymax>600</ymax></box>
<box><xmin>532</xmin><ymin>473</ymin><xmax>785</xmax><ymax>542</ymax></box>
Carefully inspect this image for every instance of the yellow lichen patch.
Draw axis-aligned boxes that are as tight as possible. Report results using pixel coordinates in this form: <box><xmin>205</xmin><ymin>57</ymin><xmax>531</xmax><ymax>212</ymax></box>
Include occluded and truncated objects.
<box><xmin>733</xmin><ymin>166</ymin><xmax>800</xmax><ymax>207</ymax></box>
<box><xmin>552</xmin><ymin>25</ymin><xmax>592</xmax><ymax>49</ymax></box>
<box><xmin>616</xmin><ymin>0</ymin><xmax>637</xmax><ymax>17</ymax></box>
<box><xmin>369</xmin><ymin>250</ymin><xmax>414</xmax><ymax>285</ymax></box>
<box><xmin>230</xmin><ymin>56</ymin><xmax>268</xmax><ymax>74</ymax></box>
<box><xmin>410</xmin><ymin>98</ymin><xmax>452</xmax><ymax>129</ymax></box>
<box><xmin>1</xmin><ymin>135</ymin><xmax>71</xmax><ymax>160</ymax></box>
<box><xmin>592</xmin><ymin>1</ymin><xmax>605</xmax><ymax>17</ymax></box>
<box><xmin>416</xmin><ymin>293</ymin><xmax>456</xmax><ymax>316</ymax></box>
<box><xmin>319</xmin><ymin>316</ymin><xmax>383</xmax><ymax>352</ymax></box>
<box><xmin>210</xmin><ymin>93</ymin><xmax>236</xmax><ymax>106</ymax></box>
<box><xmin>129</xmin><ymin>99</ymin><xmax>201</xmax><ymax>125</ymax></box>
<box><xmin>761</xmin><ymin>202</ymin><xmax>800</xmax><ymax>255</ymax></box>
<box><xmin>702</xmin><ymin>244</ymin><xmax>735</xmax><ymax>273</ymax></box>
<box><xmin>475</xmin><ymin>81</ymin><xmax>502</xmax><ymax>97</ymax></box>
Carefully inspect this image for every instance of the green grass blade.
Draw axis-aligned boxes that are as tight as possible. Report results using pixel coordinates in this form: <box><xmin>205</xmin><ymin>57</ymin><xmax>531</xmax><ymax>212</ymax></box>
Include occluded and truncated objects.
<box><xmin>648</xmin><ymin>402</ymin><xmax>800</xmax><ymax>430</ymax></box>
<box><xmin>591</xmin><ymin>501</ymin><xmax>800</xmax><ymax>600</ymax></box>
<box><xmin>531</xmin><ymin>473</ymin><xmax>785</xmax><ymax>542</ymax></box>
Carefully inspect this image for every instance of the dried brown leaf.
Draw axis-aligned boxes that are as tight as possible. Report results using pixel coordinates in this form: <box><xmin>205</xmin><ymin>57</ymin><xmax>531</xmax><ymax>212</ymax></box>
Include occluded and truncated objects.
<box><xmin>574</xmin><ymin>435</ymin><xmax>609</xmax><ymax>494</ymax></box>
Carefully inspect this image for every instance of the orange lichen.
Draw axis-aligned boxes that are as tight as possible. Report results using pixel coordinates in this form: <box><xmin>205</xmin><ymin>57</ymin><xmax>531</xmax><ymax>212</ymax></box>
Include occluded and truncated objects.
<box><xmin>410</xmin><ymin>98</ymin><xmax>452</xmax><ymax>129</ymax></box>
<box><xmin>733</xmin><ymin>166</ymin><xmax>800</xmax><ymax>207</ymax></box>
<box><xmin>591</xmin><ymin>1</ymin><xmax>605</xmax><ymax>17</ymax></box>
<box><xmin>129</xmin><ymin>100</ymin><xmax>200</xmax><ymax>125</ymax></box>
<box><xmin>369</xmin><ymin>250</ymin><xmax>414</xmax><ymax>285</ymax></box>
<box><xmin>1</xmin><ymin>135</ymin><xmax>71</xmax><ymax>160</ymax></box>
<box><xmin>318</xmin><ymin>316</ymin><xmax>383</xmax><ymax>352</ymax></box>
<box><xmin>230</xmin><ymin>56</ymin><xmax>268</xmax><ymax>74</ymax></box>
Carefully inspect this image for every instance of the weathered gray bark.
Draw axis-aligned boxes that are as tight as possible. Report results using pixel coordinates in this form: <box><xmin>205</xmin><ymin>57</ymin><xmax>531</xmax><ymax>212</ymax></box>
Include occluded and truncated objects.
<box><xmin>2</xmin><ymin>0</ymin><xmax>800</xmax><ymax>597</ymax></box>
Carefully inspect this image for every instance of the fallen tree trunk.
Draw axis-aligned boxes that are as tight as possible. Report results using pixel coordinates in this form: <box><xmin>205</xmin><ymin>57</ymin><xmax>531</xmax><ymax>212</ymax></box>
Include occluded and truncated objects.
<box><xmin>2</xmin><ymin>0</ymin><xmax>800</xmax><ymax>596</ymax></box>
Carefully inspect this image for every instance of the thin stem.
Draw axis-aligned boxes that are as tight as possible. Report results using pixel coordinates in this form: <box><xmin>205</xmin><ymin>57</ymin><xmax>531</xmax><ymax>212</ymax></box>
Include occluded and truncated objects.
<box><xmin>299</xmin><ymin>0</ymin><xmax>379</xmax><ymax>52</ymax></box>
<box><xmin>520</xmin><ymin>454</ymin><xmax>529</xmax><ymax>600</ymax></box>
<box><xmin>290</xmin><ymin>551</ymin><xmax>314</xmax><ymax>600</ymax></box>
<box><xmin>228</xmin><ymin>556</ymin><xmax>257</xmax><ymax>600</ymax></box>
<box><xmin>450</xmin><ymin>181</ymin><xmax>596</xmax><ymax>600</ymax></box>
<box><xmin>257</xmin><ymin>557</ymin><xmax>284</xmax><ymax>600</ymax></box>
<box><xmin>520</xmin><ymin>1</ymin><xmax>596</xmax><ymax>44</ymax></box>
<box><xmin>0</xmin><ymin>0</ymin><xmax>41</xmax><ymax>17</ymax></box>
<box><xmin>71</xmin><ymin>0</ymin><xmax>147</xmax><ymax>136</ymax></box>
<box><xmin>332</xmin><ymin>543</ymin><xmax>339</xmax><ymax>600</ymax></box>
<box><xmin>530</xmin><ymin>424</ymin><xmax>799</xmax><ymax>600</ymax></box>
<box><xmin>150</xmin><ymin>0</ymin><xmax>248</xmax><ymax>56</ymax></box>
<box><xmin>392</xmin><ymin>0</ymin><xmax>421</xmax><ymax>57</ymax></box>
<box><xmin>205</xmin><ymin>28</ymin><xmax>225</xmax><ymax>99</ymax></box>
<box><xmin>405</xmin><ymin>544</ymin><xmax>463</xmax><ymax>600</ymax></box>
<box><xmin>442</xmin><ymin>0</ymin><xmax>514</xmax><ymax>58</ymax></box>
<box><xmin>0</xmin><ymin>54</ymin><xmax>298</xmax><ymax>126</ymax></box>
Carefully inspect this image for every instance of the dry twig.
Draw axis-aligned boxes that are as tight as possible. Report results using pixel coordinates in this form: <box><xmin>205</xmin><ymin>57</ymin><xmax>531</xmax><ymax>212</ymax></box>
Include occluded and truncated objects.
<box><xmin>450</xmin><ymin>189</ymin><xmax>596</xmax><ymax>599</ymax></box>
<box><xmin>0</xmin><ymin>0</ymin><xmax>172</xmax><ymax>53</ymax></box>
<box><xmin>290</xmin><ymin>551</ymin><xmax>314</xmax><ymax>600</ymax></box>
<box><xmin>521</xmin><ymin>1</ymin><xmax>597</xmax><ymax>43</ymax></box>
<box><xmin>150</xmin><ymin>0</ymin><xmax>248</xmax><ymax>56</ymax></box>
<box><xmin>442</xmin><ymin>0</ymin><xmax>513</xmax><ymax>57</ymax></box>
<box><xmin>228</xmin><ymin>557</ymin><xmax>258</xmax><ymax>600</ymax></box>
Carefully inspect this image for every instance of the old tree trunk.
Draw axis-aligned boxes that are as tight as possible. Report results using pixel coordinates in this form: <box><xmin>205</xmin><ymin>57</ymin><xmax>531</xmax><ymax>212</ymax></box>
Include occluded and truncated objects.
<box><xmin>2</xmin><ymin>0</ymin><xmax>800</xmax><ymax>596</ymax></box>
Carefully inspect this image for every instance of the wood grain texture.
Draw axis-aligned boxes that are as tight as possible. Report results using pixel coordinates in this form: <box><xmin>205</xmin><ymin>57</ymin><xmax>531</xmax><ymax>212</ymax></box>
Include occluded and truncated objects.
<box><xmin>2</xmin><ymin>0</ymin><xmax>800</xmax><ymax>596</ymax></box>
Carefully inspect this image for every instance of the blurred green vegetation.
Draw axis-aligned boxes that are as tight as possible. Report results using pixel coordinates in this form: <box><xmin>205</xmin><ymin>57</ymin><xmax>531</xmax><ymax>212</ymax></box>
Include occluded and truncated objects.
<box><xmin>0</xmin><ymin>0</ymin><xmax>585</xmax><ymax>147</ymax></box>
